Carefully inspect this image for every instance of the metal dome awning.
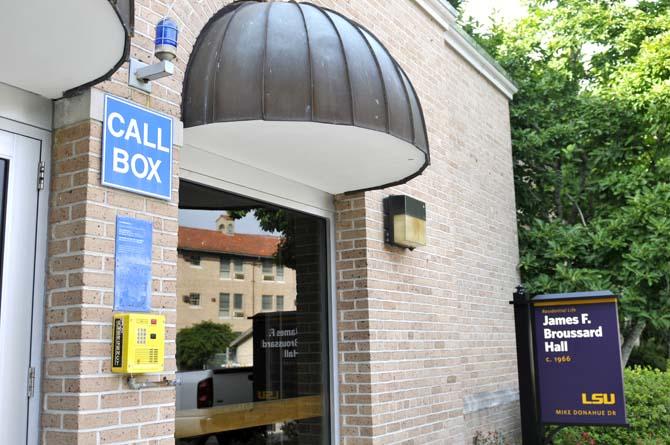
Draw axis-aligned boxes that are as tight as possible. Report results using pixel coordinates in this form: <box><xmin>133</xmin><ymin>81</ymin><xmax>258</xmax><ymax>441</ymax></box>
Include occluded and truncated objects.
<box><xmin>0</xmin><ymin>0</ymin><xmax>132</xmax><ymax>99</ymax></box>
<box><xmin>183</xmin><ymin>1</ymin><xmax>429</xmax><ymax>194</ymax></box>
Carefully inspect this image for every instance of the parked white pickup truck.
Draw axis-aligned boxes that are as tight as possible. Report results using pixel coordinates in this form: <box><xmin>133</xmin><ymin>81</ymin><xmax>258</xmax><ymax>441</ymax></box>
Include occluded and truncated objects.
<box><xmin>176</xmin><ymin>366</ymin><xmax>253</xmax><ymax>410</ymax></box>
<box><xmin>175</xmin><ymin>366</ymin><xmax>254</xmax><ymax>444</ymax></box>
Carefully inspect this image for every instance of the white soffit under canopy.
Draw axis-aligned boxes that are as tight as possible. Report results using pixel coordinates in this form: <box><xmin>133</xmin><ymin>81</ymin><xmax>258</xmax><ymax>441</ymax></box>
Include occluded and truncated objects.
<box><xmin>0</xmin><ymin>0</ymin><xmax>127</xmax><ymax>99</ymax></box>
<box><xmin>185</xmin><ymin>121</ymin><xmax>426</xmax><ymax>195</ymax></box>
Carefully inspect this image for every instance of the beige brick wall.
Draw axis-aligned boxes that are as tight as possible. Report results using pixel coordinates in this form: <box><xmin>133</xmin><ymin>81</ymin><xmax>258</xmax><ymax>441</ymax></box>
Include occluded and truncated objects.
<box><xmin>43</xmin><ymin>119</ymin><xmax>180</xmax><ymax>444</ymax></box>
<box><xmin>42</xmin><ymin>0</ymin><xmax>224</xmax><ymax>445</ymax></box>
<box><xmin>333</xmin><ymin>193</ymin><xmax>376</xmax><ymax>445</ymax></box>
<box><xmin>319</xmin><ymin>0</ymin><xmax>521</xmax><ymax>443</ymax></box>
<box><xmin>466</xmin><ymin>402</ymin><xmax>521</xmax><ymax>443</ymax></box>
<box><xmin>43</xmin><ymin>0</ymin><xmax>520</xmax><ymax>444</ymax></box>
<box><xmin>43</xmin><ymin>0</ymin><xmax>224</xmax><ymax>441</ymax></box>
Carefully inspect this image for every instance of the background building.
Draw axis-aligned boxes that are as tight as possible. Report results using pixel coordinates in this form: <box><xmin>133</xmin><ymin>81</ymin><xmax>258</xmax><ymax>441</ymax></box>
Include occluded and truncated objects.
<box><xmin>177</xmin><ymin>214</ymin><xmax>297</xmax><ymax>332</ymax></box>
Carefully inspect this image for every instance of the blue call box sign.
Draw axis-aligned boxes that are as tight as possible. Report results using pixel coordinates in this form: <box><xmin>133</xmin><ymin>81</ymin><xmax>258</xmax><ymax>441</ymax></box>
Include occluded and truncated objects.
<box><xmin>102</xmin><ymin>95</ymin><xmax>173</xmax><ymax>200</ymax></box>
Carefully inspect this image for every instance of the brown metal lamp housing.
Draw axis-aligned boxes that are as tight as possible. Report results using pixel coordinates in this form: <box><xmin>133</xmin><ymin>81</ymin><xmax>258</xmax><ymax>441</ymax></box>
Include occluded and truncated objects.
<box><xmin>383</xmin><ymin>195</ymin><xmax>426</xmax><ymax>249</ymax></box>
<box><xmin>181</xmin><ymin>1</ymin><xmax>430</xmax><ymax>195</ymax></box>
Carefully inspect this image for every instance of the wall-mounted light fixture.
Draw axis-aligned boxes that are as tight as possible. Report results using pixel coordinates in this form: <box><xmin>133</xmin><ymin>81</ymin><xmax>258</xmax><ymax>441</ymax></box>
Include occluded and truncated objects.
<box><xmin>129</xmin><ymin>17</ymin><xmax>179</xmax><ymax>93</ymax></box>
<box><xmin>383</xmin><ymin>195</ymin><xmax>427</xmax><ymax>250</ymax></box>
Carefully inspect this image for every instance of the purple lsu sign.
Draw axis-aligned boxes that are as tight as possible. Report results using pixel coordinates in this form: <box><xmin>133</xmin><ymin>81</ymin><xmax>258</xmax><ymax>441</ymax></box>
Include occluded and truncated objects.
<box><xmin>532</xmin><ymin>293</ymin><xmax>627</xmax><ymax>426</ymax></box>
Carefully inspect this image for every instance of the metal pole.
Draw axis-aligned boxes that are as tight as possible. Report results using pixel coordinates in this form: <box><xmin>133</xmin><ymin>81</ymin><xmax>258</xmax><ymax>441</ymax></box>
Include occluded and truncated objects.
<box><xmin>511</xmin><ymin>285</ymin><xmax>543</xmax><ymax>445</ymax></box>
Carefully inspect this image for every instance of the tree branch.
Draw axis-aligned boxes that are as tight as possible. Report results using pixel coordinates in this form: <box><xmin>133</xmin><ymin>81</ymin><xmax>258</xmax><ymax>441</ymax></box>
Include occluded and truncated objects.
<box><xmin>621</xmin><ymin>318</ymin><xmax>646</xmax><ymax>368</ymax></box>
<box><xmin>565</xmin><ymin>192</ymin><xmax>587</xmax><ymax>226</ymax></box>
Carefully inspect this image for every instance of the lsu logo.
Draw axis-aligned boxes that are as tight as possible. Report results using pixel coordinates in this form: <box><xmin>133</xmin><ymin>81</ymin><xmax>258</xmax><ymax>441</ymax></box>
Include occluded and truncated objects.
<box><xmin>581</xmin><ymin>393</ymin><xmax>616</xmax><ymax>405</ymax></box>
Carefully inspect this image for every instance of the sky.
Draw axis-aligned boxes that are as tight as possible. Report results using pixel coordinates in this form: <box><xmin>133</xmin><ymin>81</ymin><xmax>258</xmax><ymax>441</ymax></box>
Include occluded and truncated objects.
<box><xmin>462</xmin><ymin>0</ymin><xmax>526</xmax><ymax>27</ymax></box>
<box><xmin>179</xmin><ymin>209</ymin><xmax>272</xmax><ymax>235</ymax></box>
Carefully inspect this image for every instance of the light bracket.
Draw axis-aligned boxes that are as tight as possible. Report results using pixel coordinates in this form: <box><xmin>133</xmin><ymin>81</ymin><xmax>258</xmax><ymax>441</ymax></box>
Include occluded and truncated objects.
<box><xmin>129</xmin><ymin>58</ymin><xmax>174</xmax><ymax>93</ymax></box>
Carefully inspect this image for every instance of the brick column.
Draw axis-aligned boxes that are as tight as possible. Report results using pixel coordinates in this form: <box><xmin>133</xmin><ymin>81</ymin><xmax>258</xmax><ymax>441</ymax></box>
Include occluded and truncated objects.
<box><xmin>334</xmin><ymin>193</ymin><xmax>375</xmax><ymax>445</ymax></box>
<box><xmin>42</xmin><ymin>100</ymin><xmax>179</xmax><ymax>444</ymax></box>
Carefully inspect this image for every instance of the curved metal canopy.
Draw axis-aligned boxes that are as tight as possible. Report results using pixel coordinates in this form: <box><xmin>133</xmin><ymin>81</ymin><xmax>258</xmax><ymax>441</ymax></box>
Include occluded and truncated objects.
<box><xmin>183</xmin><ymin>1</ymin><xmax>429</xmax><ymax>193</ymax></box>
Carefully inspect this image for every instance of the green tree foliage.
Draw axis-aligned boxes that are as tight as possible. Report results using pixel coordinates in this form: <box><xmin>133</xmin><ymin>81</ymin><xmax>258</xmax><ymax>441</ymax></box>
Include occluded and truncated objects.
<box><xmin>468</xmin><ymin>0</ymin><xmax>670</xmax><ymax>366</ymax></box>
<box><xmin>447</xmin><ymin>0</ymin><xmax>463</xmax><ymax>10</ymax></box>
<box><xmin>629</xmin><ymin>326</ymin><xmax>670</xmax><ymax>371</ymax></box>
<box><xmin>176</xmin><ymin>321</ymin><xmax>237</xmax><ymax>371</ymax></box>
<box><xmin>554</xmin><ymin>367</ymin><xmax>670</xmax><ymax>445</ymax></box>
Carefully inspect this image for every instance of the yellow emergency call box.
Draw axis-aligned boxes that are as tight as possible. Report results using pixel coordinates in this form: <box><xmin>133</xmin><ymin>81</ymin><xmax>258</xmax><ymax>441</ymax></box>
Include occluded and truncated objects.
<box><xmin>112</xmin><ymin>313</ymin><xmax>165</xmax><ymax>374</ymax></box>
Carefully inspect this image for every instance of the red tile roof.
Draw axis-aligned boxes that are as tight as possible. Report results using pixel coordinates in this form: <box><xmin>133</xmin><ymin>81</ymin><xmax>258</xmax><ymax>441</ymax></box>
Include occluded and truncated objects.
<box><xmin>178</xmin><ymin>227</ymin><xmax>280</xmax><ymax>258</ymax></box>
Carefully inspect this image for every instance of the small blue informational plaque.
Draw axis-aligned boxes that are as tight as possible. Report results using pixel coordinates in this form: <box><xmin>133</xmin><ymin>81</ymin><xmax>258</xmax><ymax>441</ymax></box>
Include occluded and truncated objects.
<box><xmin>114</xmin><ymin>216</ymin><xmax>153</xmax><ymax>312</ymax></box>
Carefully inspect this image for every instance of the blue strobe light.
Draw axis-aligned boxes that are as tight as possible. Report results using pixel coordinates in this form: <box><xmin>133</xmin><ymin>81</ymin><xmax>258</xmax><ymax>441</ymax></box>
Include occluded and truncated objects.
<box><xmin>155</xmin><ymin>17</ymin><xmax>179</xmax><ymax>61</ymax></box>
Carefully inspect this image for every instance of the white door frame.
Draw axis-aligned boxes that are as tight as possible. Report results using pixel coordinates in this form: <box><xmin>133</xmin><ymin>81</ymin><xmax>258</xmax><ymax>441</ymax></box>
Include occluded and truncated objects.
<box><xmin>0</xmin><ymin>83</ymin><xmax>52</xmax><ymax>445</ymax></box>
<box><xmin>180</xmin><ymin>144</ymin><xmax>340</xmax><ymax>445</ymax></box>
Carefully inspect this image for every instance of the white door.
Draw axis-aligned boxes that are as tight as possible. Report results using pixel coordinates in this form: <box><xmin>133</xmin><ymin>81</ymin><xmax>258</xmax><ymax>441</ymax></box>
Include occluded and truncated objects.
<box><xmin>0</xmin><ymin>129</ymin><xmax>42</xmax><ymax>444</ymax></box>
